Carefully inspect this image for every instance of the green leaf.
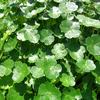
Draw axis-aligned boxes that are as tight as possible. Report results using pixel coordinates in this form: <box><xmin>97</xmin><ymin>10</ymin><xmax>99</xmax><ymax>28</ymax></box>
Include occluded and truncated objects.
<box><xmin>92</xmin><ymin>62</ymin><xmax>100</xmax><ymax>84</ymax></box>
<box><xmin>92</xmin><ymin>91</ymin><xmax>97</xmax><ymax>100</ymax></box>
<box><xmin>62</xmin><ymin>88</ymin><xmax>82</xmax><ymax>100</ymax></box>
<box><xmin>7</xmin><ymin>88</ymin><xmax>24</xmax><ymax>100</ymax></box>
<box><xmin>28</xmin><ymin>54</ymin><xmax>39</xmax><ymax>63</ymax></box>
<box><xmin>0</xmin><ymin>92</ymin><xmax>5</xmax><ymax>100</ymax></box>
<box><xmin>79</xmin><ymin>0</ymin><xmax>91</xmax><ymax>3</ymax></box>
<box><xmin>44</xmin><ymin>55</ymin><xmax>57</xmax><ymax>66</ymax></box>
<box><xmin>48</xmin><ymin>6</ymin><xmax>61</xmax><ymax>19</ymax></box>
<box><xmin>3</xmin><ymin>37</ymin><xmax>17</xmax><ymax>52</ymax></box>
<box><xmin>24</xmin><ymin>7</ymin><xmax>46</xmax><ymax>18</ymax></box>
<box><xmin>17</xmin><ymin>24</ymin><xmax>40</xmax><ymax>43</ymax></box>
<box><xmin>60</xmin><ymin>20</ymin><xmax>81</xmax><ymax>38</ymax></box>
<box><xmin>37</xmin><ymin>0</ymin><xmax>47</xmax><ymax>3</ymax></box>
<box><xmin>30</xmin><ymin>66</ymin><xmax>44</xmax><ymax>78</ymax></box>
<box><xmin>76</xmin><ymin>15</ymin><xmax>100</xmax><ymax>28</ymax></box>
<box><xmin>44</xmin><ymin>64</ymin><xmax>62</xmax><ymax>80</ymax></box>
<box><xmin>2</xmin><ymin>59</ymin><xmax>14</xmax><ymax>75</ymax></box>
<box><xmin>59</xmin><ymin>2</ymin><xmax>78</xmax><ymax>17</ymax></box>
<box><xmin>0</xmin><ymin>0</ymin><xmax>100</xmax><ymax>99</ymax></box>
<box><xmin>12</xmin><ymin>61</ymin><xmax>30</xmax><ymax>83</ymax></box>
<box><xmin>60</xmin><ymin>73</ymin><xmax>75</xmax><ymax>87</ymax></box>
<box><xmin>94</xmin><ymin>55</ymin><xmax>100</xmax><ymax>61</ymax></box>
<box><xmin>76</xmin><ymin>59</ymin><xmax>96</xmax><ymax>73</ymax></box>
<box><xmin>65</xmin><ymin>29</ymin><xmax>81</xmax><ymax>39</ymax></box>
<box><xmin>65</xmin><ymin>2</ymin><xmax>78</xmax><ymax>12</ymax></box>
<box><xmin>40</xmin><ymin>29</ymin><xmax>54</xmax><ymax>45</ymax></box>
<box><xmin>53</xmin><ymin>0</ymin><xmax>63</xmax><ymax>3</ymax></box>
<box><xmin>35</xmin><ymin>56</ymin><xmax>62</xmax><ymax>80</ymax></box>
<box><xmin>34</xmin><ymin>82</ymin><xmax>61</xmax><ymax>100</ymax></box>
<box><xmin>86</xmin><ymin>35</ymin><xmax>100</xmax><ymax>56</ymax></box>
<box><xmin>94</xmin><ymin>2</ymin><xmax>100</xmax><ymax>14</ymax></box>
<box><xmin>69</xmin><ymin>46</ymin><xmax>85</xmax><ymax>61</ymax></box>
<box><xmin>51</xmin><ymin>43</ymin><xmax>67</xmax><ymax>59</ymax></box>
<box><xmin>0</xmin><ymin>65</ymin><xmax>6</xmax><ymax>77</ymax></box>
<box><xmin>60</xmin><ymin>20</ymin><xmax>72</xmax><ymax>33</ymax></box>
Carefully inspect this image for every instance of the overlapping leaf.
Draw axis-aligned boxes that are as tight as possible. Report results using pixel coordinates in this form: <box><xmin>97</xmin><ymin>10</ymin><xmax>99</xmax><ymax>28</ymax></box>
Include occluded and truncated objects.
<box><xmin>60</xmin><ymin>73</ymin><xmax>75</xmax><ymax>87</ymax></box>
<box><xmin>17</xmin><ymin>24</ymin><xmax>40</xmax><ymax>43</ymax></box>
<box><xmin>12</xmin><ymin>61</ymin><xmax>30</xmax><ymax>83</ymax></box>
<box><xmin>76</xmin><ymin>59</ymin><xmax>96</xmax><ymax>73</ymax></box>
<box><xmin>51</xmin><ymin>43</ymin><xmax>67</xmax><ymax>59</ymax></box>
<box><xmin>39</xmin><ymin>29</ymin><xmax>54</xmax><ymax>45</ymax></box>
<box><xmin>34</xmin><ymin>82</ymin><xmax>61</xmax><ymax>100</ymax></box>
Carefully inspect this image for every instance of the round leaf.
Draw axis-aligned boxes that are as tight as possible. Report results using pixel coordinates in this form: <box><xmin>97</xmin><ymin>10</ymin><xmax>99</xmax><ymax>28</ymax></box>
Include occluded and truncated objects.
<box><xmin>51</xmin><ymin>43</ymin><xmax>67</xmax><ymax>59</ymax></box>
<box><xmin>86</xmin><ymin>35</ymin><xmax>100</xmax><ymax>56</ymax></box>
<box><xmin>60</xmin><ymin>73</ymin><xmax>75</xmax><ymax>87</ymax></box>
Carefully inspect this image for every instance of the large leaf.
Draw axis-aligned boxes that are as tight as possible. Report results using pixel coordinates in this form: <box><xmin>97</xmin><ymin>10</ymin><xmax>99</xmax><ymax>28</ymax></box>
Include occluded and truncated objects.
<box><xmin>44</xmin><ymin>64</ymin><xmax>62</xmax><ymax>80</ymax></box>
<box><xmin>2</xmin><ymin>59</ymin><xmax>14</xmax><ymax>76</ymax></box>
<box><xmin>51</xmin><ymin>43</ymin><xmax>67</xmax><ymax>59</ymax></box>
<box><xmin>62</xmin><ymin>88</ymin><xmax>82</xmax><ymax>100</ymax></box>
<box><xmin>3</xmin><ymin>37</ymin><xmax>17</xmax><ymax>52</ymax></box>
<box><xmin>17</xmin><ymin>24</ymin><xmax>40</xmax><ymax>43</ymax></box>
<box><xmin>60</xmin><ymin>20</ymin><xmax>72</xmax><ymax>33</ymax></box>
<box><xmin>76</xmin><ymin>59</ymin><xmax>96</xmax><ymax>73</ymax></box>
<box><xmin>86</xmin><ymin>35</ymin><xmax>100</xmax><ymax>56</ymax></box>
<box><xmin>48</xmin><ymin>6</ymin><xmax>61</xmax><ymax>18</ymax></box>
<box><xmin>34</xmin><ymin>82</ymin><xmax>61</xmax><ymax>100</ymax></box>
<box><xmin>7</xmin><ymin>88</ymin><xmax>24</xmax><ymax>100</ymax></box>
<box><xmin>0</xmin><ymin>92</ymin><xmax>5</xmax><ymax>100</ymax></box>
<box><xmin>39</xmin><ymin>29</ymin><xmax>54</xmax><ymax>45</ymax></box>
<box><xmin>28</xmin><ymin>54</ymin><xmax>39</xmax><ymax>63</ymax></box>
<box><xmin>30</xmin><ymin>66</ymin><xmax>44</xmax><ymax>78</ymax></box>
<box><xmin>76</xmin><ymin>15</ymin><xmax>100</xmax><ymax>28</ymax></box>
<box><xmin>35</xmin><ymin>56</ymin><xmax>62</xmax><ymax>80</ymax></box>
<box><xmin>0</xmin><ymin>65</ymin><xmax>6</xmax><ymax>77</ymax></box>
<box><xmin>12</xmin><ymin>61</ymin><xmax>30</xmax><ymax>83</ymax></box>
<box><xmin>65</xmin><ymin>2</ymin><xmax>78</xmax><ymax>12</ymax></box>
<box><xmin>60</xmin><ymin>73</ymin><xmax>75</xmax><ymax>87</ymax></box>
<box><xmin>60</xmin><ymin>20</ymin><xmax>81</xmax><ymax>38</ymax></box>
<box><xmin>69</xmin><ymin>46</ymin><xmax>85</xmax><ymax>61</ymax></box>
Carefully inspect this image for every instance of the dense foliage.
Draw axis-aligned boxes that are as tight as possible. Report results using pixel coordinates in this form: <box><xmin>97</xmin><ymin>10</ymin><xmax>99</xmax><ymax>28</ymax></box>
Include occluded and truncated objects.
<box><xmin>0</xmin><ymin>0</ymin><xmax>100</xmax><ymax>100</ymax></box>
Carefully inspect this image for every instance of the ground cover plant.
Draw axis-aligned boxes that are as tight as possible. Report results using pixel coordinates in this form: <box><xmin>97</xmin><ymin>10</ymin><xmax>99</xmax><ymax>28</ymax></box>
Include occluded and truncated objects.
<box><xmin>0</xmin><ymin>0</ymin><xmax>100</xmax><ymax>100</ymax></box>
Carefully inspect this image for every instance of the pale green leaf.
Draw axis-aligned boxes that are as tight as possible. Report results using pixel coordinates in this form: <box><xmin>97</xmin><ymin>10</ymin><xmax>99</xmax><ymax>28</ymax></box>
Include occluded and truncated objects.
<box><xmin>48</xmin><ymin>6</ymin><xmax>61</xmax><ymax>18</ymax></box>
<box><xmin>76</xmin><ymin>59</ymin><xmax>96</xmax><ymax>73</ymax></box>
<box><xmin>66</xmin><ymin>2</ymin><xmax>78</xmax><ymax>12</ymax></box>
<box><xmin>40</xmin><ymin>29</ymin><xmax>54</xmax><ymax>45</ymax></box>
<box><xmin>45</xmin><ymin>64</ymin><xmax>62</xmax><ymax>80</ymax></box>
<box><xmin>30</xmin><ymin>66</ymin><xmax>44</xmax><ymax>78</ymax></box>
<box><xmin>28</xmin><ymin>54</ymin><xmax>39</xmax><ymax>63</ymax></box>
<box><xmin>17</xmin><ymin>24</ymin><xmax>40</xmax><ymax>43</ymax></box>
<box><xmin>76</xmin><ymin>15</ymin><xmax>100</xmax><ymax>28</ymax></box>
<box><xmin>0</xmin><ymin>65</ymin><xmax>6</xmax><ymax>77</ymax></box>
<box><xmin>69</xmin><ymin>46</ymin><xmax>85</xmax><ymax>61</ymax></box>
<box><xmin>51</xmin><ymin>43</ymin><xmax>67</xmax><ymax>59</ymax></box>
<box><xmin>12</xmin><ymin>61</ymin><xmax>30</xmax><ymax>83</ymax></box>
<box><xmin>53</xmin><ymin>0</ymin><xmax>63</xmax><ymax>3</ymax></box>
<box><xmin>65</xmin><ymin>29</ymin><xmax>81</xmax><ymax>39</ymax></box>
<box><xmin>2</xmin><ymin>59</ymin><xmax>14</xmax><ymax>76</ymax></box>
<box><xmin>34</xmin><ymin>82</ymin><xmax>61</xmax><ymax>100</ymax></box>
<box><xmin>60</xmin><ymin>73</ymin><xmax>75</xmax><ymax>87</ymax></box>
